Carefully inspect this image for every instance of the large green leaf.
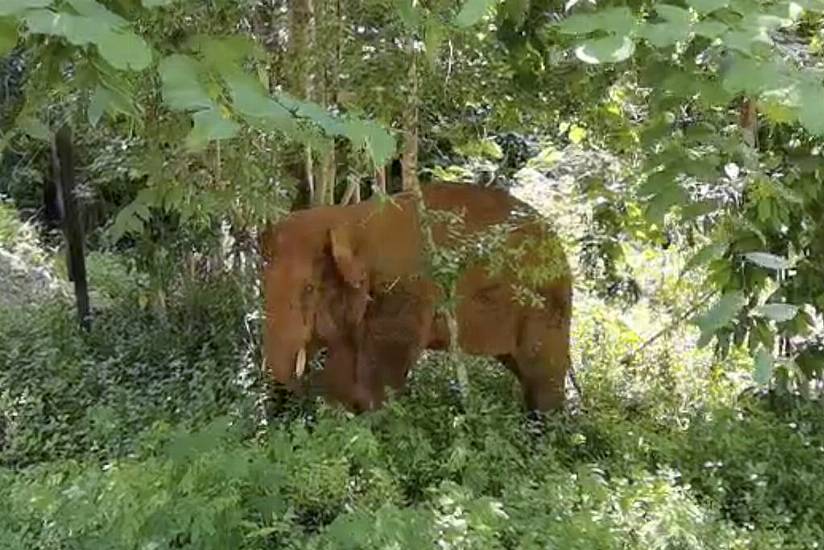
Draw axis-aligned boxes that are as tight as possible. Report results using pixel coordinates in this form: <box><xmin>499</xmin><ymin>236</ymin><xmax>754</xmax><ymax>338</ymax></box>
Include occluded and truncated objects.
<box><xmin>66</xmin><ymin>0</ymin><xmax>126</xmax><ymax>26</ymax></box>
<box><xmin>638</xmin><ymin>4</ymin><xmax>692</xmax><ymax>47</ymax></box>
<box><xmin>574</xmin><ymin>35</ymin><xmax>635</xmax><ymax>64</ymax></box>
<box><xmin>96</xmin><ymin>28</ymin><xmax>152</xmax><ymax>71</ymax></box>
<box><xmin>87</xmin><ymin>82</ymin><xmax>137</xmax><ymax>126</ymax></box>
<box><xmin>693</xmin><ymin>291</ymin><xmax>747</xmax><ymax>346</ymax></box>
<box><xmin>798</xmin><ymin>81</ymin><xmax>824</xmax><ymax>135</ymax></box>
<box><xmin>142</xmin><ymin>0</ymin><xmax>174</xmax><ymax>6</ymax></box>
<box><xmin>23</xmin><ymin>10</ymin><xmax>151</xmax><ymax>71</ymax></box>
<box><xmin>455</xmin><ymin>0</ymin><xmax>499</xmax><ymax>28</ymax></box>
<box><xmin>0</xmin><ymin>18</ymin><xmax>17</xmax><ymax>56</ymax></box>
<box><xmin>558</xmin><ymin>7</ymin><xmax>637</xmax><ymax>36</ymax></box>
<box><xmin>344</xmin><ymin>119</ymin><xmax>397</xmax><ymax>167</ymax></box>
<box><xmin>222</xmin><ymin>70</ymin><xmax>297</xmax><ymax>132</ymax></box>
<box><xmin>187</xmin><ymin>34</ymin><xmax>266</xmax><ymax>71</ymax></box>
<box><xmin>185</xmin><ymin>107</ymin><xmax>240</xmax><ymax>151</ymax></box>
<box><xmin>158</xmin><ymin>54</ymin><xmax>213</xmax><ymax>112</ymax></box>
<box><xmin>0</xmin><ymin>0</ymin><xmax>51</xmax><ymax>16</ymax></box>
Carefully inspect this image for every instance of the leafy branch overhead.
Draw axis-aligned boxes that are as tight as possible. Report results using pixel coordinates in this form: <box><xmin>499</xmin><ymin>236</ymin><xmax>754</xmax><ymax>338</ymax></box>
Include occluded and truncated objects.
<box><xmin>555</xmin><ymin>0</ymin><xmax>824</xmax><ymax>136</ymax></box>
<box><xmin>1</xmin><ymin>0</ymin><xmax>396</xmax><ymax>164</ymax></box>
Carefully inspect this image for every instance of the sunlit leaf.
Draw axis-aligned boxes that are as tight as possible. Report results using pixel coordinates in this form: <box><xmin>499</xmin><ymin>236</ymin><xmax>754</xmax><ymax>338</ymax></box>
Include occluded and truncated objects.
<box><xmin>755</xmin><ymin>303</ymin><xmax>799</xmax><ymax>322</ymax></box>
<box><xmin>142</xmin><ymin>0</ymin><xmax>174</xmax><ymax>6</ymax></box>
<box><xmin>575</xmin><ymin>34</ymin><xmax>635</xmax><ymax>64</ymax></box>
<box><xmin>0</xmin><ymin>0</ymin><xmax>51</xmax><ymax>16</ymax></box>
<box><xmin>744</xmin><ymin>252</ymin><xmax>792</xmax><ymax>270</ymax></box>
<box><xmin>455</xmin><ymin>0</ymin><xmax>499</xmax><ymax>27</ymax></box>
<box><xmin>753</xmin><ymin>347</ymin><xmax>774</xmax><ymax>384</ymax></box>
<box><xmin>158</xmin><ymin>54</ymin><xmax>213</xmax><ymax>112</ymax></box>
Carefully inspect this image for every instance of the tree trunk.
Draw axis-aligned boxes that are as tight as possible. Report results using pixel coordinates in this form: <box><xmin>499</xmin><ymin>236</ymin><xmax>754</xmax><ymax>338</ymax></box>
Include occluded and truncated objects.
<box><xmin>52</xmin><ymin>124</ymin><xmax>91</xmax><ymax>331</ymax></box>
<box><xmin>288</xmin><ymin>0</ymin><xmax>316</xmax><ymax>209</ymax></box>
<box><xmin>401</xmin><ymin>38</ymin><xmax>419</xmax><ymax>192</ymax></box>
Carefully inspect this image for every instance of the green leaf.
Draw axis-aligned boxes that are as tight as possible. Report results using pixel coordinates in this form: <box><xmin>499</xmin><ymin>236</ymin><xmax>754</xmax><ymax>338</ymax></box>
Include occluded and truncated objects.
<box><xmin>798</xmin><ymin>81</ymin><xmax>824</xmax><ymax>135</ymax></box>
<box><xmin>502</xmin><ymin>0</ymin><xmax>529</xmax><ymax>27</ymax></box>
<box><xmin>396</xmin><ymin>0</ymin><xmax>423</xmax><ymax>29</ymax></box>
<box><xmin>142</xmin><ymin>0</ymin><xmax>173</xmax><ymax>6</ymax></box>
<box><xmin>721</xmin><ymin>57</ymin><xmax>786</xmax><ymax>96</ymax></box>
<box><xmin>0</xmin><ymin>18</ymin><xmax>17</xmax><ymax>56</ymax></box>
<box><xmin>188</xmin><ymin>34</ymin><xmax>265</xmax><ymax>70</ymax></box>
<box><xmin>158</xmin><ymin>54</ymin><xmax>213</xmax><ymax>112</ymax></box>
<box><xmin>96</xmin><ymin>28</ymin><xmax>152</xmax><ymax>71</ymax></box>
<box><xmin>455</xmin><ymin>0</ymin><xmax>499</xmax><ymax>28</ymax></box>
<box><xmin>755</xmin><ymin>303</ymin><xmax>799</xmax><ymax>322</ymax></box>
<box><xmin>23</xmin><ymin>10</ymin><xmax>151</xmax><ymax>71</ymax></box>
<box><xmin>424</xmin><ymin>19</ymin><xmax>446</xmax><ymax>63</ymax></box>
<box><xmin>693</xmin><ymin>19</ymin><xmax>728</xmax><ymax>38</ymax></box>
<box><xmin>88</xmin><ymin>83</ymin><xmax>136</xmax><ymax>126</ymax></box>
<box><xmin>66</xmin><ymin>0</ymin><xmax>127</xmax><ymax>26</ymax></box>
<box><xmin>16</xmin><ymin>115</ymin><xmax>50</xmax><ymax>140</ymax></box>
<box><xmin>639</xmin><ymin>5</ymin><xmax>692</xmax><ymax>47</ymax></box>
<box><xmin>185</xmin><ymin>107</ymin><xmax>240</xmax><ymax>151</ymax></box>
<box><xmin>687</xmin><ymin>0</ymin><xmax>730</xmax><ymax>13</ymax></box>
<box><xmin>108</xmin><ymin>196</ymin><xmax>152</xmax><ymax>243</ymax></box>
<box><xmin>574</xmin><ymin>34</ymin><xmax>635</xmax><ymax>64</ymax></box>
<box><xmin>0</xmin><ymin>0</ymin><xmax>51</xmax><ymax>16</ymax></box>
<box><xmin>753</xmin><ymin>347</ymin><xmax>774</xmax><ymax>384</ymax></box>
<box><xmin>693</xmin><ymin>291</ymin><xmax>747</xmax><ymax>343</ymax></box>
<box><xmin>744</xmin><ymin>252</ymin><xmax>792</xmax><ymax>270</ymax></box>
<box><xmin>683</xmin><ymin>241</ymin><xmax>727</xmax><ymax>274</ymax></box>
<box><xmin>344</xmin><ymin>119</ymin><xmax>397</xmax><ymax>167</ymax></box>
<box><xmin>558</xmin><ymin>7</ymin><xmax>637</xmax><ymax>35</ymax></box>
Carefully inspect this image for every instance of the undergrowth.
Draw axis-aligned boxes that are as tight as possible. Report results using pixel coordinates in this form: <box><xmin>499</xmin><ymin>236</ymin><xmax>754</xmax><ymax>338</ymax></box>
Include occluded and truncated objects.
<box><xmin>1</xmin><ymin>271</ymin><xmax>823</xmax><ymax>548</ymax></box>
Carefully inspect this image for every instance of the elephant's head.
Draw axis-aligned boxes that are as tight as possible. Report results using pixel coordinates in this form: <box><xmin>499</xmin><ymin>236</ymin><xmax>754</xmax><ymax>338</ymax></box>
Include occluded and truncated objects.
<box><xmin>260</xmin><ymin>215</ymin><xmax>370</xmax><ymax>388</ymax></box>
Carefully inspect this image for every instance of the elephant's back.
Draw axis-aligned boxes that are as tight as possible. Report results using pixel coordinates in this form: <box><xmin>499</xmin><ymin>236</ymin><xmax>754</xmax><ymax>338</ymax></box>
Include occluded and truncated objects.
<box><xmin>420</xmin><ymin>182</ymin><xmax>531</xmax><ymax>229</ymax></box>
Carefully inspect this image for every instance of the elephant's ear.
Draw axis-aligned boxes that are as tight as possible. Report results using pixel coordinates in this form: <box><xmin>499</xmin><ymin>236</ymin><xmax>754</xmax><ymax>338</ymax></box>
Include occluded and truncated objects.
<box><xmin>329</xmin><ymin>225</ymin><xmax>366</xmax><ymax>288</ymax></box>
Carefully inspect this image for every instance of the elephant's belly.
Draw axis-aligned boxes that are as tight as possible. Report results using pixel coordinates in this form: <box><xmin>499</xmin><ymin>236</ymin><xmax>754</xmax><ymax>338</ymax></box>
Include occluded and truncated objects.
<box><xmin>426</xmin><ymin>281</ymin><xmax>519</xmax><ymax>355</ymax></box>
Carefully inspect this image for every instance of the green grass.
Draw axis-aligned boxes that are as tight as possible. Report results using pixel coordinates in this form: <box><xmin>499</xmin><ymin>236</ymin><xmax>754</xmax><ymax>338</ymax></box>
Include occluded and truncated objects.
<box><xmin>2</xmin><ymin>274</ymin><xmax>823</xmax><ymax>549</ymax></box>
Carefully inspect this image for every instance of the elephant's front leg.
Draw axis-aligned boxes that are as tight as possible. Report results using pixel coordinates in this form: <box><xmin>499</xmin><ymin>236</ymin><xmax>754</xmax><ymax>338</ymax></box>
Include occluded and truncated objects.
<box><xmin>354</xmin><ymin>288</ymin><xmax>435</xmax><ymax>408</ymax></box>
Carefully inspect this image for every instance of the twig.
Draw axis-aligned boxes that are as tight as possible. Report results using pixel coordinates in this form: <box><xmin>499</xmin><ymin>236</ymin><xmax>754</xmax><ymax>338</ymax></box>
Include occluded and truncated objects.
<box><xmin>619</xmin><ymin>288</ymin><xmax>718</xmax><ymax>365</ymax></box>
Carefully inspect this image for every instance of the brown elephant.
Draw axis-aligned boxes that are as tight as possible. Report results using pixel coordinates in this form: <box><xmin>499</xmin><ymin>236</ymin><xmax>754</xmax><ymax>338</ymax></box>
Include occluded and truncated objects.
<box><xmin>260</xmin><ymin>182</ymin><xmax>572</xmax><ymax>412</ymax></box>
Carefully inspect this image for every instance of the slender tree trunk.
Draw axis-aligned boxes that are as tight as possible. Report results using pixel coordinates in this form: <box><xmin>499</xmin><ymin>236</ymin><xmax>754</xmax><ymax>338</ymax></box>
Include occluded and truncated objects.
<box><xmin>288</xmin><ymin>0</ymin><xmax>316</xmax><ymax>208</ymax></box>
<box><xmin>401</xmin><ymin>37</ymin><xmax>419</xmax><ymax>192</ymax></box>
<box><xmin>52</xmin><ymin>124</ymin><xmax>91</xmax><ymax>331</ymax></box>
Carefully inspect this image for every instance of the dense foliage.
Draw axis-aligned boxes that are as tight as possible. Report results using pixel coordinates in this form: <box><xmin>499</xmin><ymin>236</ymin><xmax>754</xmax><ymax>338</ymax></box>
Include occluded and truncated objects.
<box><xmin>2</xmin><ymin>261</ymin><xmax>824</xmax><ymax>548</ymax></box>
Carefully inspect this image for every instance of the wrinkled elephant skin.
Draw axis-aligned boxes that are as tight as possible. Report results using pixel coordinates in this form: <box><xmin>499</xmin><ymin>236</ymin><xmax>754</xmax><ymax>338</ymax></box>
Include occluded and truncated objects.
<box><xmin>260</xmin><ymin>183</ymin><xmax>572</xmax><ymax>413</ymax></box>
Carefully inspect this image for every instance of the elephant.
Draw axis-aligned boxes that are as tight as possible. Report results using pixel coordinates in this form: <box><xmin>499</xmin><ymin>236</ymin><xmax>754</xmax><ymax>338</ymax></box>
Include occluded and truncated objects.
<box><xmin>260</xmin><ymin>182</ymin><xmax>572</xmax><ymax>413</ymax></box>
